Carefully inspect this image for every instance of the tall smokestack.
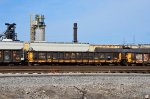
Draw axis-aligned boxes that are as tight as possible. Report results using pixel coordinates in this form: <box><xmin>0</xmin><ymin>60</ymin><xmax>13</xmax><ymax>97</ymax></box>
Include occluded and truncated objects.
<box><xmin>73</xmin><ymin>23</ymin><xmax>78</xmax><ymax>43</ymax></box>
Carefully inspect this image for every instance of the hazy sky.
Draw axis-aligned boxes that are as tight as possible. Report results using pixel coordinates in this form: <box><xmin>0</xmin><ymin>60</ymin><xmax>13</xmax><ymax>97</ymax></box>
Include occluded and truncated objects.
<box><xmin>0</xmin><ymin>0</ymin><xmax>150</xmax><ymax>44</ymax></box>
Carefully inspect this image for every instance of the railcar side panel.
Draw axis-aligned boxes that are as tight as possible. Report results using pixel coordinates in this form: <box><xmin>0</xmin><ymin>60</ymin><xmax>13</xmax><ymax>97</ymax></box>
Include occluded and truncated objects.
<box><xmin>0</xmin><ymin>51</ymin><xmax>3</xmax><ymax>62</ymax></box>
<box><xmin>12</xmin><ymin>51</ymin><xmax>22</xmax><ymax>62</ymax></box>
<box><xmin>26</xmin><ymin>49</ymin><xmax>150</xmax><ymax>65</ymax></box>
<box><xmin>47</xmin><ymin>52</ymin><xmax>52</xmax><ymax>62</ymax></box>
<box><xmin>0</xmin><ymin>50</ymin><xmax>23</xmax><ymax>65</ymax></box>
<box><xmin>4</xmin><ymin>51</ymin><xmax>12</xmax><ymax>62</ymax></box>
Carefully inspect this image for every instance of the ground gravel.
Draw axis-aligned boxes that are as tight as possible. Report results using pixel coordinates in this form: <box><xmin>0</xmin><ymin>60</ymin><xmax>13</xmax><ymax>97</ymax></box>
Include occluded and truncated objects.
<box><xmin>0</xmin><ymin>73</ymin><xmax>149</xmax><ymax>99</ymax></box>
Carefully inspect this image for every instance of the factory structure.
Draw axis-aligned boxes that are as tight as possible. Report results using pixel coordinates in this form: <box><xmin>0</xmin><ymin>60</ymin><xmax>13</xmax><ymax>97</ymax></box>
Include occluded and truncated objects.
<box><xmin>30</xmin><ymin>15</ymin><xmax>46</xmax><ymax>42</ymax></box>
<box><xmin>0</xmin><ymin>14</ymin><xmax>150</xmax><ymax>66</ymax></box>
<box><xmin>0</xmin><ymin>14</ymin><xmax>150</xmax><ymax>52</ymax></box>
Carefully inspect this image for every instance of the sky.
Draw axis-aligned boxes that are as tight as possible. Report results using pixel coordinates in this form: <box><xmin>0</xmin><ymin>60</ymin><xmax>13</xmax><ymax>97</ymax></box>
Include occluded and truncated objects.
<box><xmin>0</xmin><ymin>0</ymin><xmax>150</xmax><ymax>44</ymax></box>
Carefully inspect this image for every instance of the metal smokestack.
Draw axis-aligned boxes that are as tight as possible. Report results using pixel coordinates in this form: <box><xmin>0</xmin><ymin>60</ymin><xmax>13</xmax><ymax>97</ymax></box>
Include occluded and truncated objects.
<box><xmin>73</xmin><ymin>23</ymin><xmax>78</xmax><ymax>43</ymax></box>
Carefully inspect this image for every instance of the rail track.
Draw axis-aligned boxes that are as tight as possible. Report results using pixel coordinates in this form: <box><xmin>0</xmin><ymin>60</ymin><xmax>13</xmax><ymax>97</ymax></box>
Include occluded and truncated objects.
<box><xmin>0</xmin><ymin>66</ymin><xmax>150</xmax><ymax>73</ymax></box>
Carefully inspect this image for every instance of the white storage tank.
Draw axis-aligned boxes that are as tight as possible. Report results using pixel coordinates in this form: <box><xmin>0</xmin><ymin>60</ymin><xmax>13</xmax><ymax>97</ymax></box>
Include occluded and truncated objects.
<box><xmin>35</xmin><ymin>27</ymin><xmax>45</xmax><ymax>41</ymax></box>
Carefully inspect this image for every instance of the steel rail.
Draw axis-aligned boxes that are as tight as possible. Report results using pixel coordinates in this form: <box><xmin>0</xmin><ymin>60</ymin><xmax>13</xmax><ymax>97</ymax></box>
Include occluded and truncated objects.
<box><xmin>0</xmin><ymin>66</ymin><xmax>150</xmax><ymax>73</ymax></box>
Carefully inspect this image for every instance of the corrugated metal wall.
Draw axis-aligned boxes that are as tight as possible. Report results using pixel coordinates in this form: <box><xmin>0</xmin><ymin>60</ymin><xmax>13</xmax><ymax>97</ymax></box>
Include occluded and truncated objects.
<box><xmin>0</xmin><ymin>41</ymin><xmax>24</xmax><ymax>49</ymax></box>
<box><xmin>29</xmin><ymin>42</ymin><xmax>90</xmax><ymax>52</ymax></box>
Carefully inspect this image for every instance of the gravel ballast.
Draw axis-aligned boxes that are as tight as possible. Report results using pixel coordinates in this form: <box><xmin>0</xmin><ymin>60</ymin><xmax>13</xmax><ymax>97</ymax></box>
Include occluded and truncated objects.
<box><xmin>0</xmin><ymin>73</ymin><xmax>150</xmax><ymax>99</ymax></box>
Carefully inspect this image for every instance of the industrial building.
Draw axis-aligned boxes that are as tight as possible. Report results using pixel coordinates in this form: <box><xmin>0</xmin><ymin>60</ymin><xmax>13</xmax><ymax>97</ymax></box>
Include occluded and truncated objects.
<box><xmin>0</xmin><ymin>14</ymin><xmax>150</xmax><ymax>51</ymax></box>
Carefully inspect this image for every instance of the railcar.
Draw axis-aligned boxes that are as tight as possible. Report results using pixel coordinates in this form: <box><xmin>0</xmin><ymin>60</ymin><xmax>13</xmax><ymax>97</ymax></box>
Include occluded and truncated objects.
<box><xmin>0</xmin><ymin>41</ymin><xmax>25</xmax><ymax>66</ymax></box>
<box><xmin>0</xmin><ymin>49</ymin><xmax>24</xmax><ymax>65</ymax></box>
<box><xmin>26</xmin><ymin>48</ymin><xmax>150</xmax><ymax>66</ymax></box>
<box><xmin>0</xmin><ymin>47</ymin><xmax>149</xmax><ymax>66</ymax></box>
<box><xmin>27</xmin><ymin>50</ymin><xmax>121</xmax><ymax>66</ymax></box>
<box><xmin>125</xmin><ymin>48</ymin><xmax>150</xmax><ymax>65</ymax></box>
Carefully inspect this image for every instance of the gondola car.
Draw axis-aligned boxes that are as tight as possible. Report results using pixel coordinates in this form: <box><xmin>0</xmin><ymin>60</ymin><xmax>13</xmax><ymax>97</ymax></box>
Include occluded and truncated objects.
<box><xmin>125</xmin><ymin>48</ymin><xmax>150</xmax><ymax>65</ymax></box>
<box><xmin>27</xmin><ymin>48</ymin><xmax>121</xmax><ymax>66</ymax></box>
<box><xmin>0</xmin><ymin>41</ymin><xmax>25</xmax><ymax>66</ymax></box>
<box><xmin>0</xmin><ymin>49</ymin><xmax>24</xmax><ymax>65</ymax></box>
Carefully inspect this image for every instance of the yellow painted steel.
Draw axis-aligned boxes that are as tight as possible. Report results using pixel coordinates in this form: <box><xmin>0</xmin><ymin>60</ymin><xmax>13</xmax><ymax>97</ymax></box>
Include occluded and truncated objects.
<box><xmin>47</xmin><ymin>60</ymin><xmax>52</xmax><ymax>62</ymax></box>
<box><xmin>119</xmin><ymin>53</ymin><xmax>122</xmax><ymax>62</ymax></box>
<box><xmin>126</xmin><ymin>53</ymin><xmax>132</xmax><ymax>63</ymax></box>
<box><xmin>94</xmin><ymin>60</ymin><xmax>99</xmax><ymax>63</ymax></box>
<box><xmin>59</xmin><ymin>60</ymin><xmax>64</xmax><ymax>63</ymax></box>
<box><xmin>77</xmin><ymin>60</ymin><xmax>82</xmax><ymax>63</ymax></box>
<box><xmin>89</xmin><ymin>60</ymin><xmax>94</xmax><ymax>63</ymax></box>
<box><xmin>23</xmin><ymin>42</ymin><xmax>29</xmax><ymax>51</ymax></box>
<box><xmin>71</xmin><ymin>60</ymin><xmax>76</xmax><ymax>62</ymax></box>
<box><xmin>106</xmin><ymin>60</ymin><xmax>113</xmax><ymax>63</ymax></box>
<box><xmin>38</xmin><ymin>60</ymin><xmax>46</xmax><ymax>62</ymax></box>
<box><xmin>64</xmin><ymin>60</ymin><xmax>70</xmax><ymax>63</ymax></box>
<box><xmin>28</xmin><ymin>52</ymin><xmax>33</xmax><ymax>62</ymax></box>
<box><xmin>53</xmin><ymin>60</ymin><xmax>59</xmax><ymax>62</ymax></box>
<box><xmin>83</xmin><ymin>60</ymin><xmax>88</xmax><ymax>63</ymax></box>
<box><xmin>99</xmin><ymin>60</ymin><xmax>105</xmax><ymax>62</ymax></box>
